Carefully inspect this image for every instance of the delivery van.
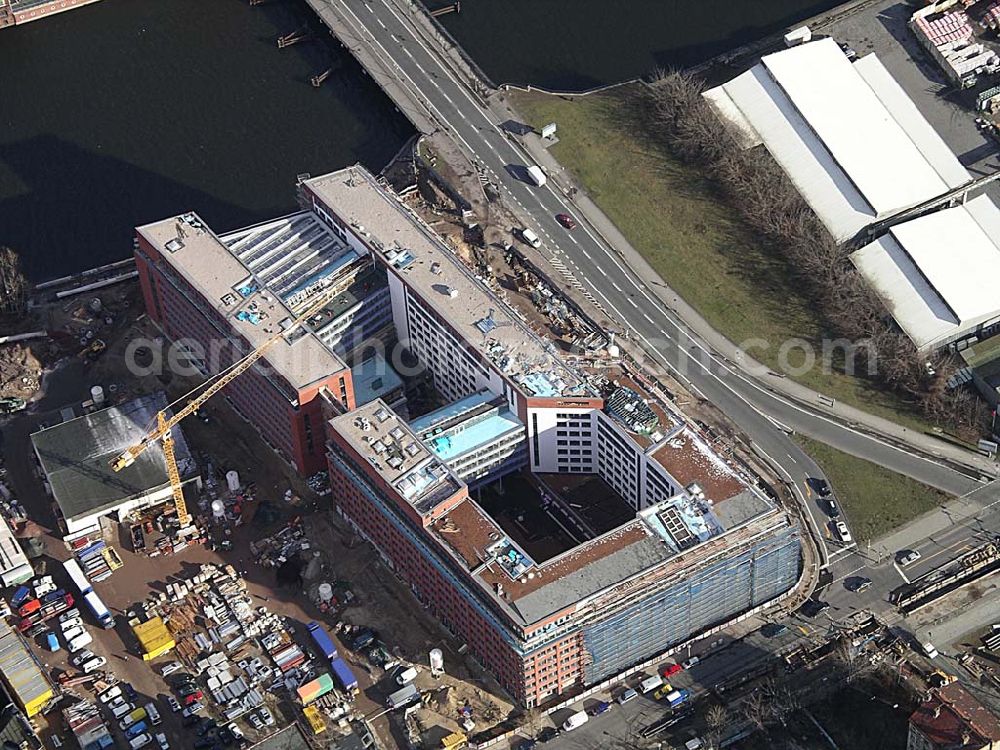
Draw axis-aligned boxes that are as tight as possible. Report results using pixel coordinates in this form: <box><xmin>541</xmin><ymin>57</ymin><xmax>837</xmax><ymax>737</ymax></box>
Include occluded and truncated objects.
<box><xmin>525</xmin><ymin>165</ymin><xmax>547</xmax><ymax>187</ymax></box>
<box><xmin>639</xmin><ymin>675</ymin><xmax>664</xmax><ymax>694</ymax></box>
<box><xmin>562</xmin><ymin>710</ymin><xmax>589</xmax><ymax>732</ymax></box>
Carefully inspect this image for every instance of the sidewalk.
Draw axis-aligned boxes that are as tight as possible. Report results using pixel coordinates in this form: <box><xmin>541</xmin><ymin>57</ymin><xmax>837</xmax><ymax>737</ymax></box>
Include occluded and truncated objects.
<box><xmin>498</xmin><ymin>104</ymin><xmax>999</xmax><ymax>481</ymax></box>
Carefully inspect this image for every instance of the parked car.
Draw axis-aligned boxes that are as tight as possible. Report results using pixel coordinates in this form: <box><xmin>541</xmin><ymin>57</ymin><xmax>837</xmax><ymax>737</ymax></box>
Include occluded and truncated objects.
<box><xmin>587</xmin><ymin>701</ymin><xmax>611</xmax><ymax>716</ymax></box>
<box><xmin>801</xmin><ymin>599</ymin><xmax>831</xmax><ymax>618</ymax></box>
<box><xmin>760</xmin><ymin>622</ymin><xmax>789</xmax><ymax>638</ymax></box>
<box><xmin>59</xmin><ymin>617</ymin><xmax>83</xmax><ymax>633</ymax></box>
<box><xmin>181</xmin><ymin>703</ymin><xmax>204</xmax><ymax>717</ymax></box>
<box><xmin>183</xmin><ymin>691</ymin><xmax>204</xmax><ymax>706</ymax></box>
<box><xmin>111</xmin><ymin>702</ymin><xmax>134</xmax><ymax>720</ymax></box>
<box><xmin>166</xmin><ymin>696</ymin><xmax>181</xmax><ymax>713</ymax></box>
<box><xmin>26</xmin><ymin>623</ymin><xmax>49</xmax><ymax>638</ymax></box>
<box><xmin>681</xmin><ymin>656</ymin><xmax>701</xmax><ymax>669</ymax></box>
<box><xmin>98</xmin><ymin>685</ymin><xmax>122</xmax><ymax>704</ymax></box>
<box><xmin>62</xmin><ymin>626</ymin><xmax>84</xmax><ymax>643</ymax></box>
<box><xmin>899</xmin><ymin>549</ymin><xmax>922</xmax><ymax>566</ymax></box>
<box><xmin>70</xmin><ymin>650</ymin><xmax>95</xmax><ymax>667</ymax></box>
<box><xmin>617</xmin><ymin>688</ymin><xmax>638</xmax><ymax>705</ymax></box>
<box><xmin>160</xmin><ymin>661</ymin><xmax>183</xmax><ymax>677</ymax></box>
<box><xmin>555</xmin><ymin>213</ymin><xmax>577</xmax><ymax>230</ymax></box>
<box><xmin>850</xmin><ymin>577</ymin><xmax>873</xmax><ymax>593</ymax></box>
<box><xmin>58</xmin><ymin>609</ymin><xmax>81</xmax><ymax>624</ymax></box>
<box><xmin>833</xmin><ymin>521</ymin><xmax>852</xmax><ymax>544</ymax></box>
<box><xmin>129</xmin><ymin>734</ymin><xmax>152</xmax><ymax>750</ymax></box>
<box><xmin>81</xmin><ymin>656</ymin><xmax>107</xmax><ymax>674</ymax></box>
<box><xmin>660</xmin><ymin>663</ymin><xmax>683</xmax><ymax>678</ymax></box>
<box><xmin>247</xmin><ymin>713</ymin><xmax>263</xmax><ymax>731</ymax></box>
<box><xmin>652</xmin><ymin>685</ymin><xmax>674</xmax><ymax>701</ymax></box>
<box><xmin>537</xmin><ymin>727</ymin><xmax>558</xmax><ymax>743</ymax></box>
<box><xmin>259</xmin><ymin>707</ymin><xmax>274</xmax><ymax>727</ymax></box>
<box><xmin>923</xmin><ymin>642</ymin><xmax>940</xmax><ymax>659</ymax></box>
<box><xmin>155</xmin><ymin>734</ymin><xmax>169</xmax><ymax>750</ymax></box>
<box><xmin>182</xmin><ymin>714</ymin><xmax>201</xmax><ymax>728</ymax></box>
<box><xmin>825</xmin><ymin>497</ymin><xmax>840</xmax><ymax>518</ymax></box>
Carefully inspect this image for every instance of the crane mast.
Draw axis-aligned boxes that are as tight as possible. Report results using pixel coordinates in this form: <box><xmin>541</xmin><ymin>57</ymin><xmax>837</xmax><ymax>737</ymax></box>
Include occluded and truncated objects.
<box><xmin>111</xmin><ymin>285</ymin><xmax>341</xmax><ymax>527</ymax></box>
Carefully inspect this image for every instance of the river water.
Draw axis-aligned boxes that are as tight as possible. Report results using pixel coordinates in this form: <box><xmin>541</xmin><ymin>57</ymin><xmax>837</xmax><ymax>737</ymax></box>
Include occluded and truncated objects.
<box><xmin>0</xmin><ymin>0</ymin><xmax>837</xmax><ymax>281</ymax></box>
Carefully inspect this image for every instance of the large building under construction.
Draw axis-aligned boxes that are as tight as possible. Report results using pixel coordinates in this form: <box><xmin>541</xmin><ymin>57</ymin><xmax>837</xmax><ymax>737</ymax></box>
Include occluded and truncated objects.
<box><xmin>136</xmin><ymin>166</ymin><xmax>800</xmax><ymax>706</ymax></box>
<box><xmin>305</xmin><ymin>167</ymin><xmax>801</xmax><ymax>707</ymax></box>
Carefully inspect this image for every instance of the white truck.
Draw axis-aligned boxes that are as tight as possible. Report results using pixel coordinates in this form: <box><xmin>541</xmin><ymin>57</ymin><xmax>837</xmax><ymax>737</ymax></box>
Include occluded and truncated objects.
<box><xmin>525</xmin><ymin>165</ymin><xmax>547</xmax><ymax>187</ymax></box>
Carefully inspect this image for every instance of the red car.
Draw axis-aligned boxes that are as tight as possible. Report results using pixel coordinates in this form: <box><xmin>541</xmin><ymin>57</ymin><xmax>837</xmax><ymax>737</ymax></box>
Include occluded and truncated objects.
<box><xmin>660</xmin><ymin>662</ymin><xmax>683</xmax><ymax>678</ymax></box>
<box><xmin>183</xmin><ymin>691</ymin><xmax>203</xmax><ymax>706</ymax></box>
<box><xmin>556</xmin><ymin>213</ymin><xmax>577</xmax><ymax>230</ymax></box>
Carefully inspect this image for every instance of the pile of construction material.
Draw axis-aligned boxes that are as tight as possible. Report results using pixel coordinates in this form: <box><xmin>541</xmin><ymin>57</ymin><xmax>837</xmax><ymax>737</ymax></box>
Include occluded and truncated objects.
<box><xmin>70</xmin><ymin>538</ymin><xmax>122</xmax><ymax>583</ymax></box>
<box><xmin>249</xmin><ymin>518</ymin><xmax>309</xmax><ymax>568</ymax></box>
<box><xmin>64</xmin><ymin>699</ymin><xmax>114</xmax><ymax>750</ymax></box>
<box><xmin>911</xmin><ymin>2</ymin><xmax>1000</xmax><ymax>87</ymax></box>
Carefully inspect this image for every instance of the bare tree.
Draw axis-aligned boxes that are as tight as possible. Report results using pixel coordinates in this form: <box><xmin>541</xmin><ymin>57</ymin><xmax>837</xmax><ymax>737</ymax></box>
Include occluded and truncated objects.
<box><xmin>706</xmin><ymin>703</ymin><xmax>729</xmax><ymax>748</ymax></box>
<box><xmin>742</xmin><ymin>689</ymin><xmax>770</xmax><ymax>735</ymax></box>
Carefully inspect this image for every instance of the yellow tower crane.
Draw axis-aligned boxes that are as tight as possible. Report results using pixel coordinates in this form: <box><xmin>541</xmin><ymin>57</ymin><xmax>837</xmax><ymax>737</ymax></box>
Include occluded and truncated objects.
<box><xmin>110</xmin><ymin>286</ymin><xmax>342</xmax><ymax>527</ymax></box>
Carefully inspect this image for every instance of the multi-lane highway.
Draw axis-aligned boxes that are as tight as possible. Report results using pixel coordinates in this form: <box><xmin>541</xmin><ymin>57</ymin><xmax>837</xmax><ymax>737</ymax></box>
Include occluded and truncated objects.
<box><xmin>314</xmin><ymin>0</ymin><xmax>995</xmax><ymax>566</ymax></box>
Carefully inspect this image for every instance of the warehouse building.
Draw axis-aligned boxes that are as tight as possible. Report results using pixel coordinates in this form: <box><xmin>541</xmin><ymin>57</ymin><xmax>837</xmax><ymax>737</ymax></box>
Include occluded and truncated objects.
<box><xmin>851</xmin><ymin>195</ymin><xmax>1000</xmax><ymax>351</ymax></box>
<box><xmin>0</xmin><ymin>515</ymin><xmax>31</xmax><ymax>587</ymax></box>
<box><xmin>313</xmin><ymin>166</ymin><xmax>801</xmax><ymax>707</ymax></box>
<box><xmin>704</xmin><ymin>37</ymin><xmax>970</xmax><ymax>243</ymax></box>
<box><xmin>0</xmin><ymin>620</ymin><xmax>52</xmax><ymax>718</ymax></box>
<box><xmin>31</xmin><ymin>392</ymin><xmax>198</xmax><ymax>537</ymax></box>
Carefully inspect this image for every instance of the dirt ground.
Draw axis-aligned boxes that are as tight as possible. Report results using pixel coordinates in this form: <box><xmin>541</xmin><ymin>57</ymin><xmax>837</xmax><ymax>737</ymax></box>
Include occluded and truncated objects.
<box><xmin>0</xmin><ymin>282</ymin><xmax>517</xmax><ymax>749</ymax></box>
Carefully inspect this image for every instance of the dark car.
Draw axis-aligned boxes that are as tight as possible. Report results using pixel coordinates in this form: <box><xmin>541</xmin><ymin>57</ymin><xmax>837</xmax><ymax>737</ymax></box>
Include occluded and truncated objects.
<box><xmin>182</xmin><ymin>714</ymin><xmax>202</xmax><ymax>728</ymax></box>
<box><xmin>555</xmin><ymin>213</ymin><xmax>577</xmax><ymax>230</ymax></box>
<box><xmin>516</xmin><ymin>740</ymin><xmax>537</xmax><ymax>750</ymax></box>
<box><xmin>122</xmin><ymin>683</ymin><xmax>138</xmax><ymax>702</ymax></box>
<box><xmin>197</xmin><ymin>719</ymin><xmax>218</xmax><ymax>736</ymax></box>
<box><xmin>801</xmin><ymin>599</ymin><xmax>831</xmax><ymax>618</ymax></box>
<box><xmin>587</xmin><ymin>700</ymin><xmax>611</xmax><ymax>716</ymax></box>
<box><xmin>537</xmin><ymin>727</ymin><xmax>559</xmax><ymax>743</ymax></box>
<box><xmin>811</xmin><ymin>478</ymin><xmax>832</xmax><ymax>497</ymax></box>
<box><xmin>849</xmin><ymin>577</ymin><xmax>873</xmax><ymax>593</ymax></box>
<box><xmin>760</xmin><ymin>622</ymin><xmax>790</xmax><ymax>638</ymax></box>
<box><xmin>350</xmin><ymin>628</ymin><xmax>377</xmax><ymax>651</ymax></box>
<box><xmin>194</xmin><ymin>739</ymin><xmax>216</xmax><ymax>750</ymax></box>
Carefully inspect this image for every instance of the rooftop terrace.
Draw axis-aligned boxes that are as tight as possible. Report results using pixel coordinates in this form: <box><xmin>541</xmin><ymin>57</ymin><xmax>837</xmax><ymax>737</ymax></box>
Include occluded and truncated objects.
<box><xmin>410</xmin><ymin>391</ymin><xmax>523</xmax><ymax>464</ymax></box>
<box><xmin>303</xmin><ymin>167</ymin><xmax>594</xmax><ymax>399</ymax></box>
<box><xmin>330</xmin><ymin>399</ymin><xmax>463</xmax><ymax>516</ymax></box>
<box><xmin>137</xmin><ymin>213</ymin><xmax>348</xmax><ymax>391</ymax></box>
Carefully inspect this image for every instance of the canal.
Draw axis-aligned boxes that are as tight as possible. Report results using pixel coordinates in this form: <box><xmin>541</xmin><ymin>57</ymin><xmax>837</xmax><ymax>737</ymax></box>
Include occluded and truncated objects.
<box><xmin>0</xmin><ymin>0</ymin><xmax>841</xmax><ymax>281</ymax></box>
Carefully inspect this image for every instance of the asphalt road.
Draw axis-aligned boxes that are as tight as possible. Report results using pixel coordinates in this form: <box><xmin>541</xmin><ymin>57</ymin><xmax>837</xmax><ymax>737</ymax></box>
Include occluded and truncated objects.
<box><xmin>324</xmin><ymin>0</ymin><xmax>990</xmax><ymax>567</ymax></box>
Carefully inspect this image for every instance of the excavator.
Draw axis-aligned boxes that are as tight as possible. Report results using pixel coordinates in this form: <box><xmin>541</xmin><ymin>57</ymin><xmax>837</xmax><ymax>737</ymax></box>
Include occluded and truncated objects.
<box><xmin>110</xmin><ymin>286</ymin><xmax>342</xmax><ymax>527</ymax></box>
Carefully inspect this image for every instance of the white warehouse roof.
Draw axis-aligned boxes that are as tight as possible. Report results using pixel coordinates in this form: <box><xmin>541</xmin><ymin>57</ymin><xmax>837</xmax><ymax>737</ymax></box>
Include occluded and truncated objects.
<box><xmin>851</xmin><ymin>195</ymin><xmax>1000</xmax><ymax>351</ymax></box>
<box><xmin>704</xmin><ymin>38</ymin><xmax>970</xmax><ymax>241</ymax></box>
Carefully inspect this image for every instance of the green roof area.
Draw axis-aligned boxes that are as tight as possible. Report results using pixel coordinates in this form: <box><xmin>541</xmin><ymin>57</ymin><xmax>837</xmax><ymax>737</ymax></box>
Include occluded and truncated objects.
<box><xmin>960</xmin><ymin>336</ymin><xmax>1000</xmax><ymax>387</ymax></box>
<box><xmin>30</xmin><ymin>392</ymin><xmax>194</xmax><ymax>522</ymax></box>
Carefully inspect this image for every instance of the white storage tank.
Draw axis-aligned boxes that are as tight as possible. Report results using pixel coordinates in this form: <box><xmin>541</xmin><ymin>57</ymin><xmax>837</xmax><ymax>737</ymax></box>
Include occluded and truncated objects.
<box><xmin>226</xmin><ymin>471</ymin><xmax>240</xmax><ymax>493</ymax></box>
<box><xmin>211</xmin><ymin>500</ymin><xmax>225</xmax><ymax>519</ymax></box>
<box><xmin>318</xmin><ymin>583</ymin><xmax>334</xmax><ymax>604</ymax></box>
<box><xmin>429</xmin><ymin>648</ymin><xmax>444</xmax><ymax>675</ymax></box>
<box><xmin>91</xmin><ymin>385</ymin><xmax>105</xmax><ymax>407</ymax></box>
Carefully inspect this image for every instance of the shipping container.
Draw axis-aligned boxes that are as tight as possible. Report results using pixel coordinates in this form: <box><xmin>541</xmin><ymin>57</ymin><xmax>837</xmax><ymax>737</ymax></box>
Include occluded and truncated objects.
<box><xmin>386</xmin><ymin>683</ymin><xmax>419</xmax><ymax>710</ymax></box>
<box><xmin>296</xmin><ymin>673</ymin><xmax>334</xmax><ymax>705</ymax></box>
<box><xmin>306</xmin><ymin>621</ymin><xmax>338</xmax><ymax>662</ymax></box>
<box><xmin>330</xmin><ymin>657</ymin><xmax>358</xmax><ymax>693</ymax></box>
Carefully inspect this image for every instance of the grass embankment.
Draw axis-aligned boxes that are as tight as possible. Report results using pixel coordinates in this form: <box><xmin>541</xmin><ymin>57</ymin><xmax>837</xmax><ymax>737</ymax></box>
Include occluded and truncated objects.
<box><xmin>795</xmin><ymin>436</ymin><xmax>946</xmax><ymax>542</ymax></box>
<box><xmin>510</xmin><ymin>86</ymin><xmax>939</xmax><ymax>433</ymax></box>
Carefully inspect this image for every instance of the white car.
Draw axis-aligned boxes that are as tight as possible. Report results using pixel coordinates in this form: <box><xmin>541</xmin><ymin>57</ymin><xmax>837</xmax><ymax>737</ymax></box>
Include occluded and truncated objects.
<box><xmin>248</xmin><ymin>713</ymin><xmax>264</xmax><ymax>731</ymax></box>
<box><xmin>81</xmin><ymin>656</ymin><xmax>107</xmax><ymax>674</ymax></box>
<box><xmin>106</xmin><ymin>696</ymin><xmax>127</xmax><ymax>712</ymax></box>
<box><xmin>70</xmin><ymin>649</ymin><xmax>95</xmax><ymax>667</ymax></box>
<box><xmin>160</xmin><ymin>661</ymin><xmax>182</xmax><ymax>677</ymax></box>
<box><xmin>155</xmin><ymin>733</ymin><xmax>169</xmax><ymax>750</ymax></box>
<box><xmin>129</xmin><ymin>734</ymin><xmax>152</xmax><ymax>750</ymax></box>
<box><xmin>259</xmin><ymin>707</ymin><xmax>275</xmax><ymax>726</ymax></box>
<box><xmin>834</xmin><ymin>521</ymin><xmax>852</xmax><ymax>544</ymax></box>
<box><xmin>58</xmin><ymin>608</ymin><xmax>81</xmax><ymax>624</ymax></box>
<box><xmin>62</xmin><ymin>626</ymin><xmax>84</xmax><ymax>643</ymax></box>
<box><xmin>98</xmin><ymin>685</ymin><xmax>122</xmax><ymax>704</ymax></box>
<box><xmin>520</xmin><ymin>228</ymin><xmax>542</xmax><ymax>249</ymax></box>
<box><xmin>111</xmin><ymin>702</ymin><xmax>135</xmax><ymax>720</ymax></box>
<box><xmin>899</xmin><ymin>549</ymin><xmax>922</xmax><ymax>566</ymax></box>
<box><xmin>60</xmin><ymin>617</ymin><xmax>83</xmax><ymax>633</ymax></box>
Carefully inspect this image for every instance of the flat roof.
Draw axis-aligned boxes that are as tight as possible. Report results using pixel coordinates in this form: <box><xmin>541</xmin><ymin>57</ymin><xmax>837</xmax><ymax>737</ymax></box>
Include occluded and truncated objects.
<box><xmin>852</xmin><ymin>195</ymin><xmax>1000</xmax><ymax>350</ymax></box>
<box><xmin>30</xmin><ymin>392</ymin><xmax>195</xmax><ymax>522</ymax></box>
<box><xmin>137</xmin><ymin>213</ymin><xmax>347</xmax><ymax>391</ymax></box>
<box><xmin>303</xmin><ymin>168</ymin><xmax>594</xmax><ymax>399</ymax></box>
<box><xmin>0</xmin><ymin>517</ymin><xmax>28</xmax><ymax>578</ymax></box>
<box><xmin>350</xmin><ymin>354</ymin><xmax>403</xmax><ymax>407</ymax></box>
<box><xmin>410</xmin><ymin>392</ymin><xmax>523</xmax><ymax>463</ymax></box>
<box><xmin>329</xmin><ymin>399</ymin><xmax>464</xmax><ymax>516</ymax></box>
<box><xmin>705</xmin><ymin>38</ymin><xmax>969</xmax><ymax>241</ymax></box>
<box><xmin>653</xmin><ymin>427</ymin><xmax>747</xmax><ymax>504</ymax></box>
